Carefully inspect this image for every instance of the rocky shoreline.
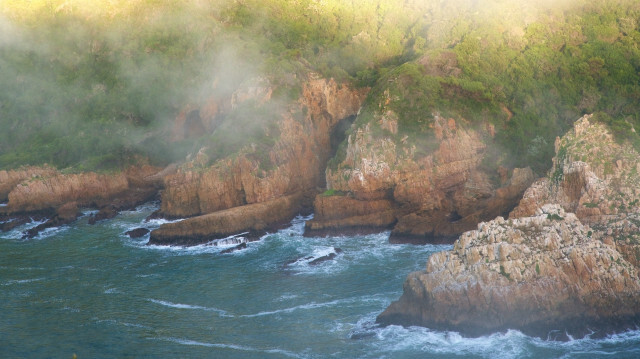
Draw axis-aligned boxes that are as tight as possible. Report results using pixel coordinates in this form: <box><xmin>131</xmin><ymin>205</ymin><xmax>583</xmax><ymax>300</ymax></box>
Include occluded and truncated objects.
<box><xmin>377</xmin><ymin>115</ymin><xmax>640</xmax><ymax>338</ymax></box>
<box><xmin>2</xmin><ymin>78</ymin><xmax>640</xmax><ymax>340</ymax></box>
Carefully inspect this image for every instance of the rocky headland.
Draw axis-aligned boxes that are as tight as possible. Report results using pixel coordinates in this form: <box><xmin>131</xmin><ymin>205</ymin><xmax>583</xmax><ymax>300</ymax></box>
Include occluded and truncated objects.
<box><xmin>306</xmin><ymin>65</ymin><xmax>535</xmax><ymax>242</ymax></box>
<box><xmin>377</xmin><ymin>115</ymin><xmax>640</xmax><ymax>338</ymax></box>
<box><xmin>0</xmin><ymin>165</ymin><xmax>163</xmax><ymax>237</ymax></box>
<box><xmin>147</xmin><ymin>75</ymin><xmax>368</xmax><ymax>245</ymax></box>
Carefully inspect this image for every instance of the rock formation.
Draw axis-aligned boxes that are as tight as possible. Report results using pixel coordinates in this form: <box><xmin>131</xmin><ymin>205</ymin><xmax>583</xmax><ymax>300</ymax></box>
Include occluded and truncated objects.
<box><xmin>377</xmin><ymin>115</ymin><xmax>640</xmax><ymax>338</ymax></box>
<box><xmin>150</xmin><ymin>75</ymin><xmax>368</xmax><ymax>245</ymax></box>
<box><xmin>0</xmin><ymin>165</ymin><xmax>163</xmax><ymax>236</ymax></box>
<box><xmin>149</xmin><ymin>192</ymin><xmax>309</xmax><ymax>246</ymax></box>
<box><xmin>314</xmin><ymin>102</ymin><xmax>534</xmax><ymax>242</ymax></box>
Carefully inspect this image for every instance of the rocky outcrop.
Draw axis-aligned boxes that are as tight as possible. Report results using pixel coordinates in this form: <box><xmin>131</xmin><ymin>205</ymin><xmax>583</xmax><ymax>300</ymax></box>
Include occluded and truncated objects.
<box><xmin>2</xmin><ymin>165</ymin><xmax>160</xmax><ymax>214</ymax></box>
<box><xmin>511</xmin><ymin>114</ymin><xmax>640</xmax><ymax>225</ymax></box>
<box><xmin>378</xmin><ymin>115</ymin><xmax>640</xmax><ymax>338</ymax></box>
<box><xmin>149</xmin><ymin>192</ymin><xmax>310</xmax><ymax>246</ymax></box>
<box><xmin>377</xmin><ymin>204</ymin><xmax>640</xmax><ymax>338</ymax></box>
<box><xmin>160</xmin><ymin>76</ymin><xmax>367</xmax><ymax>218</ymax></box>
<box><xmin>304</xmin><ymin>194</ymin><xmax>397</xmax><ymax>236</ymax></box>
<box><xmin>0</xmin><ymin>166</ymin><xmax>57</xmax><ymax>202</ymax></box>
<box><xmin>320</xmin><ymin>108</ymin><xmax>534</xmax><ymax>242</ymax></box>
<box><xmin>0</xmin><ymin>165</ymin><xmax>163</xmax><ymax>236</ymax></box>
<box><xmin>151</xmin><ymin>75</ymin><xmax>368</xmax><ymax>245</ymax></box>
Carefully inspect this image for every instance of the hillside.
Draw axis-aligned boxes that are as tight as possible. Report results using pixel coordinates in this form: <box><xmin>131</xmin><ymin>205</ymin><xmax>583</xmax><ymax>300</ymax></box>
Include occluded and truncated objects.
<box><xmin>0</xmin><ymin>0</ymin><xmax>638</xmax><ymax>174</ymax></box>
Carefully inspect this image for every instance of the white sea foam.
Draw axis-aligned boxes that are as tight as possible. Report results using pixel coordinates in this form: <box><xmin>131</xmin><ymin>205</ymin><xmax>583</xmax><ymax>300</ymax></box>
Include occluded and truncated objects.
<box><xmin>156</xmin><ymin>337</ymin><xmax>305</xmax><ymax>358</ymax></box>
<box><xmin>95</xmin><ymin>318</ymin><xmax>152</xmax><ymax>330</ymax></box>
<box><xmin>147</xmin><ymin>298</ymin><xmax>230</xmax><ymax>316</ymax></box>
<box><xmin>35</xmin><ymin>226</ymin><xmax>66</xmax><ymax>239</ymax></box>
<box><xmin>2</xmin><ymin>277</ymin><xmax>46</xmax><ymax>285</ymax></box>
<box><xmin>241</xmin><ymin>294</ymin><xmax>389</xmax><ymax>318</ymax></box>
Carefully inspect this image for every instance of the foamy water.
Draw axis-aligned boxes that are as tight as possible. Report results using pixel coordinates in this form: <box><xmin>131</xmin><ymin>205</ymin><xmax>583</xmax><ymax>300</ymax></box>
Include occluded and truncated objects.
<box><xmin>1</xmin><ymin>203</ymin><xmax>639</xmax><ymax>358</ymax></box>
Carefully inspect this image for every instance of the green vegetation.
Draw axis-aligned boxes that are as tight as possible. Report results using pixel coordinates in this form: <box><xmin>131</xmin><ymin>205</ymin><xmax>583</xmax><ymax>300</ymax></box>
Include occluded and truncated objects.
<box><xmin>499</xmin><ymin>265</ymin><xmax>511</xmax><ymax>280</ymax></box>
<box><xmin>1</xmin><ymin>0</ymin><xmax>640</xmax><ymax>174</ymax></box>
<box><xmin>547</xmin><ymin>213</ymin><xmax>565</xmax><ymax>221</ymax></box>
<box><xmin>321</xmin><ymin>189</ymin><xmax>345</xmax><ymax>197</ymax></box>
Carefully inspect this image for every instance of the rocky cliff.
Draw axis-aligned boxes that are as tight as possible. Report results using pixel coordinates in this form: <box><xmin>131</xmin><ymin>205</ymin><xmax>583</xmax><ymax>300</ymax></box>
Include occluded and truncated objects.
<box><xmin>307</xmin><ymin>87</ymin><xmax>534</xmax><ymax>242</ymax></box>
<box><xmin>0</xmin><ymin>165</ymin><xmax>162</xmax><ymax>237</ymax></box>
<box><xmin>150</xmin><ymin>75</ymin><xmax>368</xmax><ymax>244</ymax></box>
<box><xmin>377</xmin><ymin>115</ymin><xmax>640</xmax><ymax>338</ymax></box>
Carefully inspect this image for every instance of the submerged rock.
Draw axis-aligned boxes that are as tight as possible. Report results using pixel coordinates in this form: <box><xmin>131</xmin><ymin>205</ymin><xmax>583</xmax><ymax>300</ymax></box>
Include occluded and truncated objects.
<box><xmin>126</xmin><ymin>228</ymin><xmax>150</xmax><ymax>238</ymax></box>
<box><xmin>220</xmin><ymin>242</ymin><xmax>247</xmax><ymax>254</ymax></box>
<box><xmin>286</xmin><ymin>247</ymin><xmax>343</xmax><ymax>266</ymax></box>
<box><xmin>378</xmin><ymin>115</ymin><xmax>640</xmax><ymax>338</ymax></box>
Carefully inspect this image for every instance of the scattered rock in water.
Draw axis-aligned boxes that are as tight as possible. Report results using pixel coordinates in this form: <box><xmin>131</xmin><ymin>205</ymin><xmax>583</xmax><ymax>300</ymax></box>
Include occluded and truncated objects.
<box><xmin>23</xmin><ymin>202</ymin><xmax>81</xmax><ymax>239</ymax></box>
<box><xmin>220</xmin><ymin>242</ymin><xmax>247</xmax><ymax>254</ymax></box>
<box><xmin>89</xmin><ymin>205</ymin><xmax>118</xmax><ymax>225</ymax></box>
<box><xmin>1</xmin><ymin>216</ymin><xmax>30</xmax><ymax>232</ymax></box>
<box><xmin>286</xmin><ymin>247</ymin><xmax>343</xmax><ymax>266</ymax></box>
<box><xmin>126</xmin><ymin>228</ymin><xmax>150</xmax><ymax>238</ymax></box>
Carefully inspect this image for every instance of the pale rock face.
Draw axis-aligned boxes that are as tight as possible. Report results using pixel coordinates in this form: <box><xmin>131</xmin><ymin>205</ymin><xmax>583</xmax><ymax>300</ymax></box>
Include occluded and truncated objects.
<box><xmin>511</xmin><ymin>114</ymin><xmax>640</xmax><ymax>226</ymax></box>
<box><xmin>378</xmin><ymin>204</ymin><xmax>640</xmax><ymax>337</ymax></box>
<box><xmin>378</xmin><ymin>115</ymin><xmax>640</xmax><ymax>337</ymax></box>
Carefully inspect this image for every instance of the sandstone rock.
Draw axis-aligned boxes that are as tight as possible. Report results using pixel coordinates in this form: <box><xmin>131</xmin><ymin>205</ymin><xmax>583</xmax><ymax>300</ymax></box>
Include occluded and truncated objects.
<box><xmin>378</xmin><ymin>116</ymin><xmax>640</xmax><ymax>338</ymax></box>
<box><xmin>0</xmin><ymin>166</ymin><xmax>57</xmax><ymax>202</ymax></box>
<box><xmin>160</xmin><ymin>75</ymin><xmax>368</xmax><ymax>219</ymax></box>
<box><xmin>304</xmin><ymin>195</ymin><xmax>396</xmax><ymax>236</ymax></box>
<box><xmin>149</xmin><ymin>192</ymin><xmax>310</xmax><ymax>246</ymax></box>
<box><xmin>377</xmin><ymin>204</ymin><xmax>640</xmax><ymax>338</ymax></box>
<box><xmin>326</xmin><ymin>110</ymin><xmax>535</xmax><ymax>243</ymax></box>
<box><xmin>511</xmin><ymin>114</ymin><xmax>640</xmax><ymax>226</ymax></box>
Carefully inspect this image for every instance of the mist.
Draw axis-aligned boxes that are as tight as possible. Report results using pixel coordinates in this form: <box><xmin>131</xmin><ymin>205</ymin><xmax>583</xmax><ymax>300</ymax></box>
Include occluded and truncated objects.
<box><xmin>0</xmin><ymin>0</ymin><xmax>635</xmax><ymax>172</ymax></box>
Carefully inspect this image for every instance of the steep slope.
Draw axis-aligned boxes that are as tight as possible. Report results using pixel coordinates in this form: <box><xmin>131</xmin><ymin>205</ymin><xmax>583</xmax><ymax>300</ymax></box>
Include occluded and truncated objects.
<box><xmin>149</xmin><ymin>75</ymin><xmax>368</xmax><ymax>244</ymax></box>
<box><xmin>306</xmin><ymin>61</ymin><xmax>534</xmax><ymax>242</ymax></box>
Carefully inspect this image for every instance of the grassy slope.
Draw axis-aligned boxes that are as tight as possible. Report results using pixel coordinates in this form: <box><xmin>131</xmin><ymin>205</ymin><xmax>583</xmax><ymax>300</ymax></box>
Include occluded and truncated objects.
<box><xmin>0</xmin><ymin>0</ymin><xmax>639</xmax><ymax>174</ymax></box>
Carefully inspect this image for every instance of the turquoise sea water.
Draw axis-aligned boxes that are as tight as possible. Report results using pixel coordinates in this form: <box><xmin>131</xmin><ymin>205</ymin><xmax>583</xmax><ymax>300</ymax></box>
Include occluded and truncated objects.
<box><xmin>2</xmin><ymin>203</ymin><xmax>640</xmax><ymax>358</ymax></box>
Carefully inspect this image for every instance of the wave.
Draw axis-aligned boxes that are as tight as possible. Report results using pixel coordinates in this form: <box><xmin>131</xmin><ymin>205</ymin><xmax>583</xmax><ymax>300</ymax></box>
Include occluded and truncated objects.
<box><xmin>147</xmin><ymin>298</ymin><xmax>230</xmax><ymax>317</ymax></box>
<box><xmin>95</xmin><ymin>318</ymin><xmax>153</xmax><ymax>330</ymax></box>
<box><xmin>2</xmin><ymin>277</ymin><xmax>46</xmax><ymax>286</ymax></box>
<box><xmin>346</xmin><ymin>311</ymin><xmax>640</xmax><ymax>359</ymax></box>
<box><xmin>241</xmin><ymin>294</ymin><xmax>390</xmax><ymax>318</ymax></box>
<box><xmin>156</xmin><ymin>337</ymin><xmax>305</xmax><ymax>358</ymax></box>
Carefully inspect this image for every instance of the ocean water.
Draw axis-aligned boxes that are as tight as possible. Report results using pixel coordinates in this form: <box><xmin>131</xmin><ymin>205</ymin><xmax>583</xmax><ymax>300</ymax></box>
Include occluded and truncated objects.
<box><xmin>1</xmin><ymin>203</ymin><xmax>639</xmax><ymax>358</ymax></box>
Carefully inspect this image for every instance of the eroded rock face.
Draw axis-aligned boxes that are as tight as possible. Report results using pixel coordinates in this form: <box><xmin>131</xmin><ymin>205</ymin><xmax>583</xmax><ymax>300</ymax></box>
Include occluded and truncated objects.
<box><xmin>378</xmin><ymin>115</ymin><xmax>640</xmax><ymax>337</ymax></box>
<box><xmin>3</xmin><ymin>166</ymin><xmax>160</xmax><ymax>214</ymax></box>
<box><xmin>0</xmin><ymin>165</ymin><xmax>163</xmax><ymax>236</ymax></box>
<box><xmin>511</xmin><ymin>114</ymin><xmax>640</xmax><ymax>224</ymax></box>
<box><xmin>160</xmin><ymin>76</ymin><xmax>368</xmax><ymax>218</ymax></box>
<box><xmin>322</xmin><ymin>110</ymin><xmax>534</xmax><ymax>242</ymax></box>
<box><xmin>377</xmin><ymin>204</ymin><xmax>640</xmax><ymax>337</ymax></box>
<box><xmin>0</xmin><ymin>166</ymin><xmax>57</xmax><ymax>202</ymax></box>
<box><xmin>304</xmin><ymin>194</ymin><xmax>396</xmax><ymax>236</ymax></box>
